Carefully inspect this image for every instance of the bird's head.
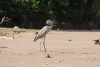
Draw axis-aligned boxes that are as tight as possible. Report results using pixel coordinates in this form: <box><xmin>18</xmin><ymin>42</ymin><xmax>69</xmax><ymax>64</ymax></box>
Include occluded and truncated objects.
<box><xmin>46</xmin><ymin>19</ymin><xmax>57</xmax><ymax>26</ymax></box>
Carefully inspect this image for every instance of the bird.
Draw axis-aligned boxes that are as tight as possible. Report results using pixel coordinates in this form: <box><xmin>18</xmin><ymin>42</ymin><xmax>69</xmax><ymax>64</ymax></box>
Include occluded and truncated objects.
<box><xmin>34</xmin><ymin>19</ymin><xmax>57</xmax><ymax>52</ymax></box>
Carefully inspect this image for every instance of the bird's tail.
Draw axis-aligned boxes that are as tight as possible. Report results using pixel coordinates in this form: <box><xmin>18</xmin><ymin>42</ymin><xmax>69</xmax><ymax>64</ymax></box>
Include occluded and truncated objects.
<box><xmin>34</xmin><ymin>36</ymin><xmax>38</xmax><ymax>42</ymax></box>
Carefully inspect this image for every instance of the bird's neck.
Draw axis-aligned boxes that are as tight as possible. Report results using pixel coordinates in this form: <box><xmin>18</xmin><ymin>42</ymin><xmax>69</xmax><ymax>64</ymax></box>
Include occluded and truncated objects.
<box><xmin>46</xmin><ymin>24</ymin><xmax>53</xmax><ymax>26</ymax></box>
<box><xmin>46</xmin><ymin>24</ymin><xmax>50</xmax><ymax>26</ymax></box>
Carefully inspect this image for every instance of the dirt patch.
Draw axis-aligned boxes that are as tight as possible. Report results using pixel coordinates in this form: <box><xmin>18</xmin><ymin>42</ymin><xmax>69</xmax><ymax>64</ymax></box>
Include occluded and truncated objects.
<box><xmin>0</xmin><ymin>30</ymin><xmax>100</xmax><ymax>67</ymax></box>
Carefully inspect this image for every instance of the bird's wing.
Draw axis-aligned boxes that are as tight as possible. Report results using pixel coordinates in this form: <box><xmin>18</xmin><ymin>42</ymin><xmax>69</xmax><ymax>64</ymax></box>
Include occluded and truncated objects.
<box><xmin>34</xmin><ymin>26</ymin><xmax>50</xmax><ymax>41</ymax></box>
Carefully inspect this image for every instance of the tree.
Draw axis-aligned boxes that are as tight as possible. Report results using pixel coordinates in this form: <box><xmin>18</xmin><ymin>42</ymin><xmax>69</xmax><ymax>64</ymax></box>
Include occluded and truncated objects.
<box><xmin>0</xmin><ymin>0</ymin><xmax>100</xmax><ymax>30</ymax></box>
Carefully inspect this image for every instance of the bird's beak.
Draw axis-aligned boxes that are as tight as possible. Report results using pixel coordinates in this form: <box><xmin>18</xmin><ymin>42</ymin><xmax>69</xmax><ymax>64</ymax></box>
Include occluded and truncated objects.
<box><xmin>53</xmin><ymin>21</ymin><xmax>57</xmax><ymax>28</ymax></box>
<box><xmin>53</xmin><ymin>21</ymin><xmax>59</xmax><ymax>30</ymax></box>
<box><xmin>53</xmin><ymin>21</ymin><xmax>57</xmax><ymax>25</ymax></box>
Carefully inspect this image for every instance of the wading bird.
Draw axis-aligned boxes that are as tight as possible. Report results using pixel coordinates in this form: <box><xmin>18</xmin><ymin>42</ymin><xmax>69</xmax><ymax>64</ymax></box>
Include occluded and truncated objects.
<box><xmin>34</xmin><ymin>19</ymin><xmax>57</xmax><ymax>52</ymax></box>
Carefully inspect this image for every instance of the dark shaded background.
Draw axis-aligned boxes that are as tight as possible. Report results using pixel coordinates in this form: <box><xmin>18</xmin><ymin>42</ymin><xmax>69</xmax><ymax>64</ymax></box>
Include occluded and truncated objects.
<box><xmin>0</xmin><ymin>0</ymin><xmax>100</xmax><ymax>30</ymax></box>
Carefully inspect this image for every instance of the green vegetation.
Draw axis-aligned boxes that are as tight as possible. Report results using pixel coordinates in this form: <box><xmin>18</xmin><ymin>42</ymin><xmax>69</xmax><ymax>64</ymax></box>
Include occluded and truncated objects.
<box><xmin>0</xmin><ymin>0</ymin><xmax>100</xmax><ymax>30</ymax></box>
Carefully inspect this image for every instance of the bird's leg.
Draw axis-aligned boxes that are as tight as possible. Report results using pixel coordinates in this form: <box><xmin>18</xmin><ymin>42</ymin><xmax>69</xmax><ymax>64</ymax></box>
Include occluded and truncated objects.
<box><xmin>40</xmin><ymin>38</ymin><xmax>43</xmax><ymax>51</ymax></box>
<box><xmin>43</xmin><ymin>35</ymin><xmax>46</xmax><ymax>52</ymax></box>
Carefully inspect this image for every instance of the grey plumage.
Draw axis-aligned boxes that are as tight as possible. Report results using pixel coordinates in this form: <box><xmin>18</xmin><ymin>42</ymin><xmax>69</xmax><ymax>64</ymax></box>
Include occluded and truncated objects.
<box><xmin>34</xmin><ymin>26</ymin><xmax>50</xmax><ymax>41</ymax></box>
<box><xmin>34</xmin><ymin>19</ymin><xmax>56</xmax><ymax>51</ymax></box>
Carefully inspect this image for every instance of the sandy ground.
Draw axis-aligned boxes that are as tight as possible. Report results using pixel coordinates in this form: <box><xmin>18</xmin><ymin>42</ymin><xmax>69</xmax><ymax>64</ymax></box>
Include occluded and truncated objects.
<box><xmin>0</xmin><ymin>30</ymin><xmax>100</xmax><ymax>67</ymax></box>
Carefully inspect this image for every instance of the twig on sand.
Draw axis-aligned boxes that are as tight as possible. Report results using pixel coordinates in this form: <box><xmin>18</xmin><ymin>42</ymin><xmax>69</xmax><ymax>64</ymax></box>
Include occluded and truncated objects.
<box><xmin>0</xmin><ymin>16</ymin><xmax>11</xmax><ymax>24</ymax></box>
<box><xmin>0</xmin><ymin>36</ymin><xmax>14</xmax><ymax>40</ymax></box>
<box><xmin>93</xmin><ymin>39</ymin><xmax>100</xmax><ymax>45</ymax></box>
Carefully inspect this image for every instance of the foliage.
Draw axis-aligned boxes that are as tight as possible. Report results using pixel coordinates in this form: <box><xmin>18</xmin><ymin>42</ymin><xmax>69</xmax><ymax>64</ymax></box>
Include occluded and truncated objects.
<box><xmin>0</xmin><ymin>0</ymin><xmax>100</xmax><ymax>30</ymax></box>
